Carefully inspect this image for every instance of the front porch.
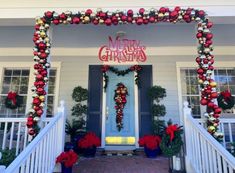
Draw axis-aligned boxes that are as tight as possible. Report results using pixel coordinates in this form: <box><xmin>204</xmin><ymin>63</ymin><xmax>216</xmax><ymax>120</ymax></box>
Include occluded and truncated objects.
<box><xmin>0</xmin><ymin>101</ymin><xmax>235</xmax><ymax>173</ymax></box>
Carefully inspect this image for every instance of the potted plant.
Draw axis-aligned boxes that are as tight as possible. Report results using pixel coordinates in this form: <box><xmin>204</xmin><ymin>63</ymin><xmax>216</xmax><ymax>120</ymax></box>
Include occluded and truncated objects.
<box><xmin>77</xmin><ymin>132</ymin><xmax>101</xmax><ymax>157</ymax></box>
<box><xmin>56</xmin><ymin>150</ymin><xmax>78</xmax><ymax>173</ymax></box>
<box><xmin>65</xmin><ymin>86</ymin><xmax>88</xmax><ymax>152</ymax></box>
<box><xmin>148</xmin><ymin>86</ymin><xmax>167</xmax><ymax>137</ymax></box>
<box><xmin>138</xmin><ymin>135</ymin><xmax>162</xmax><ymax>158</ymax></box>
<box><xmin>0</xmin><ymin>148</ymin><xmax>16</xmax><ymax>167</ymax></box>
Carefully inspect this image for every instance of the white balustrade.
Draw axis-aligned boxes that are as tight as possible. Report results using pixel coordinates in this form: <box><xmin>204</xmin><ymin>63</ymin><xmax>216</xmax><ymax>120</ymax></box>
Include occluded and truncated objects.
<box><xmin>0</xmin><ymin>118</ymin><xmax>51</xmax><ymax>156</ymax></box>
<box><xmin>0</xmin><ymin>100</ymin><xmax>66</xmax><ymax>173</ymax></box>
<box><xmin>198</xmin><ymin>118</ymin><xmax>235</xmax><ymax>148</ymax></box>
<box><xmin>183</xmin><ymin>101</ymin><xmax>235</xmax><ymax>173</ymax></box>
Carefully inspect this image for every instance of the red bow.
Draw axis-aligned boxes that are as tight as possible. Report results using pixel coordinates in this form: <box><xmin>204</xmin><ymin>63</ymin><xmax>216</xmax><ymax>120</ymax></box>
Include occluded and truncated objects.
<box><xmin>221</xmin><ymin>90</ymin><xmax>232</xmax><ymax>102</ymax></box>
<box><xmin>166</xmin><ymin>124</ymin><xmax>178</xmax><ymax>142</ymax></box>
<box><xmin>7</xmin><ymin>92</ymin><xmax>17</xmax><ymax>105</ymax></box>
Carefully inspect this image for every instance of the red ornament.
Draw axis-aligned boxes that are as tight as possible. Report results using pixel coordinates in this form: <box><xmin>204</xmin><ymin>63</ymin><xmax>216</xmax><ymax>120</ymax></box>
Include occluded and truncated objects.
<box><xmin>38</xmin><ymin>43</ymin><xmax>46</xmax><ymax>50</ymax></box>
<box><xmin>159</xmin><ymin>7</ymin><xmax>166</xmax><ymax>13</ymax></box>
<box><xmin>196</xmin><ymin>33</ymin><xmax>203</xmax><ymax>38</ymax></box>
<box><xmin>207</xmin><ymin>102</ymin><xmax>215</xmax><ymax>108</ymax></box>
<box><xmin>149</xmin><ymin>17</ymin><xmax>155</xmax><ymax>23</ymax></box>
<box><xmin>121</xmin><ymin>15</ymin><xmax>127</xmax><ymax>22</ymax></box>
<box><xmin>45</xmin><ymin>11</ymin><xmax>53</xmax><ymax>18</ymax></box>
<box><xmin>127</xmin><ymin>9</ymin><xmax>133</xmax><ymax>16</ymax></box>
<box><xmin>39</xmin><ymin>52</ymin><xmax>48</xmax><ymax>59</ymax></box>
<box><xmin>86</xmin><ymin>9</ymin><xmax>92</xmax><ymax>15</ymax></box>
<box><xmin>36</xmin><ymin>109</ymin><xmax>43</xmax><ymax>116</ymax></box>
<box><xmin>36</xmin><ymin>74</ymin><xmax>43</xmax><ymax>80</ymax></box>
<box><xmin>53</xmin><ymin>19</ymin><xmax>60</xmax><ymax>25</ymax></box>
<box><xmin>33</xmin><ymin>98</ymin><xmax>41</xmax><ymax>106</ymax></box>
<box><xmin>136</xmin><ymin>18</ymin><xmax>143</xmax><ymax>25</ymax></box>
<box><xmin>206</xmin><ymin>33</ymin><xmax>213</xmax><ymax>40</ymax></box>
<box><xmin>210</xmin><ymin>92</ymin><xmax>218</xmax><ymax>98</ymax></box>
<box><xmin>200</xmin><ymin>99</ymin><xmax>208</xmax><ymax>105</ymax></box>
<box><xmin>28</xmin><ymin>129</ymin><xmax>35</xmax><ymax>136</ymax></box>
<box><xmin>59</xmin><ymin>13</ymin><xmax>67</xmax><ymax>20</ymax></box>
<box><xmin>197</xmin><ymin>68</ymin><xmax>204</xmax><ymax>75</ymax></box>
<box><xmin>198</xmin><ymin>10</ymin><xmax>205</xmax><ymax>17</ymax></box>
<box><xmin>214</xmin><ymin>108</ymin><xmax>222</xmax><ymax>114</ymax></box>
<box><xmin>139</xmin><ymin>8</ymin><xmax>145</xmax><ymax>15</ymax></box>
<box><xmin>207</xmin><ymin>21</ymin><xmax>213</xmax><ymax>28</ymax></box>
<box><xmin>105</xmin><ymin>19</ymin><xmax>112</xmax><ymax>26</ymax></box>
<box><xmin>72</xmin><ymin>17</ymin><xmax>80</xmax><ymax>24</ymax></box>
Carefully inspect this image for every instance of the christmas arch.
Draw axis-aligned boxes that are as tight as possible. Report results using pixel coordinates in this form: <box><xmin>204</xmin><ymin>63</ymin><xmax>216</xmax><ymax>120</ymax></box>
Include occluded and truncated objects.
<box><xmin>28</xmin><ymin>7</ymin><xmax>223</xmax><ymax>140</ymax></box>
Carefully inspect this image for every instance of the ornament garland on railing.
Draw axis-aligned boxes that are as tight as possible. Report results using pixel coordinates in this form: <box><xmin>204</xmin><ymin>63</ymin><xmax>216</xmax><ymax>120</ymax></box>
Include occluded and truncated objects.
<box><xmin>29</xmin><ymin>7</ymin><xmax>222</xmax><ymax>140</ymax></box>
<box><xmin>114</xmin><ymin>83</ymin><xmax>128</xmax><ymax>131</ymax></box>
<box><xmin>217</xmin><ymin>90</ymin><xmax>235</xmax><ymax>110</ymax></box>
<box><xmin>5</xmin><ymin>91</ymin><xmax>22</xmax><ymax>109</ymax></box>
<box><xmin>101</xmin><ymin>65</ymin><xmax>142</xmax><ymax>91</ymax></box>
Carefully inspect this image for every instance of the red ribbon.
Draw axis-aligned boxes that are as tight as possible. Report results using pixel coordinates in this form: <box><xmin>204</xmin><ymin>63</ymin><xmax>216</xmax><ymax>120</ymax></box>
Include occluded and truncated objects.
<box><xmin>221</xmin><ymin>90</ymin><xmax>232</xmax><ymax>102</ymax></box>
<box><xmin>7</xmin><ymin>91</ymin><xmax>17</xmax><ymax>105</ymax></box>
<box><xmin>166</xmin><ymin>124</ymin><xmax>178</xmax><ymax>142</ymax></box>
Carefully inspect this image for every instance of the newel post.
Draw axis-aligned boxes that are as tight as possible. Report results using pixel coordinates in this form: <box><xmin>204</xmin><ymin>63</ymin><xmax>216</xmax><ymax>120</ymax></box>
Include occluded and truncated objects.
<box><xmin>58</xmin><ymin>100</ymin><xmax>66</xmax><ymax>153</ymax></box>
<box><xmin>183</xmin><ymin>101</ymin><xmax>193</xmax><ymax>173</ymax></box>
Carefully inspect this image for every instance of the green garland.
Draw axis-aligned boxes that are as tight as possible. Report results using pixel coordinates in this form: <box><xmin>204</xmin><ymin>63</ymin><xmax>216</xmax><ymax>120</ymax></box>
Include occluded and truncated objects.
<box><xmin>101</xmin><ymin>65</ymin><xmax>142</xmax><ymax>91</ymax></box>
<box><xmin>160</xmin><ymin>127</ymin><xmax>183</xmax><ymax>157</ymax></box>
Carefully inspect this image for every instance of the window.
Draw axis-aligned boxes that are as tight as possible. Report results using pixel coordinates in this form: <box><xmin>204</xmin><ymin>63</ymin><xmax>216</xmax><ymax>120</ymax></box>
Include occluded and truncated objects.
<box><xmin>0</xmin><ymin>68</ymin><xmax>30</xmax><ymax>117</ymax></box>
<box><xmin>0</xmin><ymin>63</ymin><xmax>60</xmax><ymax>118</ymax></box>
<box><xmin>180</xmin><ymin>67</ymin><xmax>235</xmax><ymax>118</ymax></box>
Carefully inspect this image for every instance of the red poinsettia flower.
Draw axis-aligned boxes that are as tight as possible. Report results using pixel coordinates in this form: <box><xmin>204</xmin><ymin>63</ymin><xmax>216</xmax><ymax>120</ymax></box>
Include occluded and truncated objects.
<box><xmin>56</xmin><ymin>150</ymin><xmax>78</xmax><ymax>168</ymax></box>
<box><xmin>78</xmin><ymin>132</ymin><xmax>101</xmax><ymax>149</ymax></box>
<box><xmin>138</xmin><ymin>135</ymin><xmax>162</xmax><ymax>150</ymax></box>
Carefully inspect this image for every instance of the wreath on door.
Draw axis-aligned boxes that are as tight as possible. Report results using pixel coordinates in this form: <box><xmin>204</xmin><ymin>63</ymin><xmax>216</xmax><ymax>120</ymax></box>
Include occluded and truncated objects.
<box><xmin>114</xmin><ymin>83</ymin><xmax>128</xmax><ymax>131</ymax></box>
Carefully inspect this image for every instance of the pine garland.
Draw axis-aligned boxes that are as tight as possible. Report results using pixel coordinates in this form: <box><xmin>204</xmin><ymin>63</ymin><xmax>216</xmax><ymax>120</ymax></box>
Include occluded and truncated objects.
<box><xmin>101</xmin><ymin>65</ymin><xmax>142</xmax><ymax>91</ymax></box>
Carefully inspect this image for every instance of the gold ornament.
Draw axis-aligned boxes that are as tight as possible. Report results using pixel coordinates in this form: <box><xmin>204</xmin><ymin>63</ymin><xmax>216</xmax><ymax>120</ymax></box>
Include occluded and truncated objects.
<box><xmin>210</xmin><ymin>82</ymin><xmax>217</xmax><ymax>87</ymax></box>
<box><xmin>40</xmin><ymin>31</ymin><xmax>46</xmax><ymax>38</ymax></box>
<box><xmin>84</xmin><ymin>16</ymin><xmax>90</xmax><ymax>23</ymax></box>
<box><xmin>198</xmin><ymin>79</ymin><xmax>203</xmax><ymax>84</ymax></box>
<box><xmin>158</xmin><ymin>13</ymin><xmax>164</xmax><ymax>18</ymax></box>
<box><xmin>208</xmin><ymin>126</ymin><xmax>215</xmax><ymax>133</ymax></box>
<box><xmin>39</xmin><ymin>96</ymin><xmax>45</xmax><ymax>102</ymax></box>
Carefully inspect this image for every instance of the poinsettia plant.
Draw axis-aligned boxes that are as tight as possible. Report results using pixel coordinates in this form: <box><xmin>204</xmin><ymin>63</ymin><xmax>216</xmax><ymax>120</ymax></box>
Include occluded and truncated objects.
<box><xmin>56</xmin><ymin>150</ymin><xmax>78</xmax><ymax>168</ymax></box>
<box><xmin>78</xmin><ymin>132</ymin><xmax>101</xmax><ymax>149</ymax></box>
<box><xmin>138</xmin><ymin>135</ymin><xmax>162</xmax><ymax>150</ymax></box>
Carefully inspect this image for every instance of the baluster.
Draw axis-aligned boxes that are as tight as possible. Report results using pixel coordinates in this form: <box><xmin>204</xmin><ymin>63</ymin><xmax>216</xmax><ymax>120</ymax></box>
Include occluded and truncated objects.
<box><xmin>9</xmin><ymin>122</ymin><xmax>15</xmax><ymax>149</ymax></box>
<box><xmin>16</xmin><ymin>122</ymin><xmax>22</xmax><ymax>155</ymax></box>
<box><xmin>2</xmin><ymin>122</ymin><xmax>8</xmax><ymax>150</ymax></box>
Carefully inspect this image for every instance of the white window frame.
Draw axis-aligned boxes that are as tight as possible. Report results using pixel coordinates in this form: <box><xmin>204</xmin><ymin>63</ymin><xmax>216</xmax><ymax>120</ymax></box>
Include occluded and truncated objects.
<box><xmin>0</xmin><ymin>62</ymin><xmax>61</xmax><ymax>117</ymax></box>
<box><xmin>176</xmin><ymin>61</ymin><xmax>235</xmax><ymax>123</ymax></box>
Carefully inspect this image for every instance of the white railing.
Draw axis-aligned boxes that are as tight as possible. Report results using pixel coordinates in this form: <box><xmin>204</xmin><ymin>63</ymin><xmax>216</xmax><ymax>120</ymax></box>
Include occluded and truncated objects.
<box><xmin>198</xmin><ymin>118</ymin><xmax>235</xmax><ymax>148</ymax></box>
<box><xmin>1</xmin><ymin>101</ymin><xmax>66</xmax><ymax>173</ymax></box>
<box><xmin>183</xmin><ymin>101</ymin><xmax>235</xmax><ymax>173</ymax></box>
<box><xmin>0</xmin><ymin>118</ymin><xmax>51</xmax><ymax>156</ymax></box>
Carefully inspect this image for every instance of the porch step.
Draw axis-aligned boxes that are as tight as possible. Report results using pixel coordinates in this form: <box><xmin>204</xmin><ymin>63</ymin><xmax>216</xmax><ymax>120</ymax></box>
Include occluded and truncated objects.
<box><xmin>104</xmin><ymin>150</ymin><xmax>134</xmax><ymax>156</ymax></box>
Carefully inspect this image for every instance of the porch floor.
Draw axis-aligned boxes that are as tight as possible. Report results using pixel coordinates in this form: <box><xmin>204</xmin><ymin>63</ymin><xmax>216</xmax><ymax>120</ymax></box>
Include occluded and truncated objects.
<box><xmin>73</xmin><ymin>155</ymin><xmax>169</xmax><ymax>173</ymax></box>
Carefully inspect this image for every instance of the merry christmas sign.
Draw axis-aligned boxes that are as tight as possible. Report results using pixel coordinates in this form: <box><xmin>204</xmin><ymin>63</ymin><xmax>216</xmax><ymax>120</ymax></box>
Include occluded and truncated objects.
<box><xmin>98</xmin><ymin>36</ymin><xmax>147</xmax><ymax>63</ymax></box>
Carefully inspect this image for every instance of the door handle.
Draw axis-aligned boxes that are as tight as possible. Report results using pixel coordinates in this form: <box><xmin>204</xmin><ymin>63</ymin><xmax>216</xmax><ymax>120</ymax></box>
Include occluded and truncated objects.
<box><xmin>106</xmin><ymin>107</ymin><xmax>109</xmax><ymax>120</ymax></box>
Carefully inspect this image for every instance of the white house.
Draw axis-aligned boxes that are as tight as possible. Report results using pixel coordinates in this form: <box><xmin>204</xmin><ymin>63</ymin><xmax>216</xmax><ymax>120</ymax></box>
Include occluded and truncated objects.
<box><xmin>0</xmin><ymin>1</ymin><xmax>235</xmax><ymax>172</ymax></box>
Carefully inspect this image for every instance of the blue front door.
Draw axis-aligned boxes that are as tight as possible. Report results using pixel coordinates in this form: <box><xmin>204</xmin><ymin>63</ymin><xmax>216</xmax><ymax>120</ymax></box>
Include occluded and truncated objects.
<box><xmin>105</xmin><ymin>66</ymin><xmax>135</xmax><ymax>145</ymax></box>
